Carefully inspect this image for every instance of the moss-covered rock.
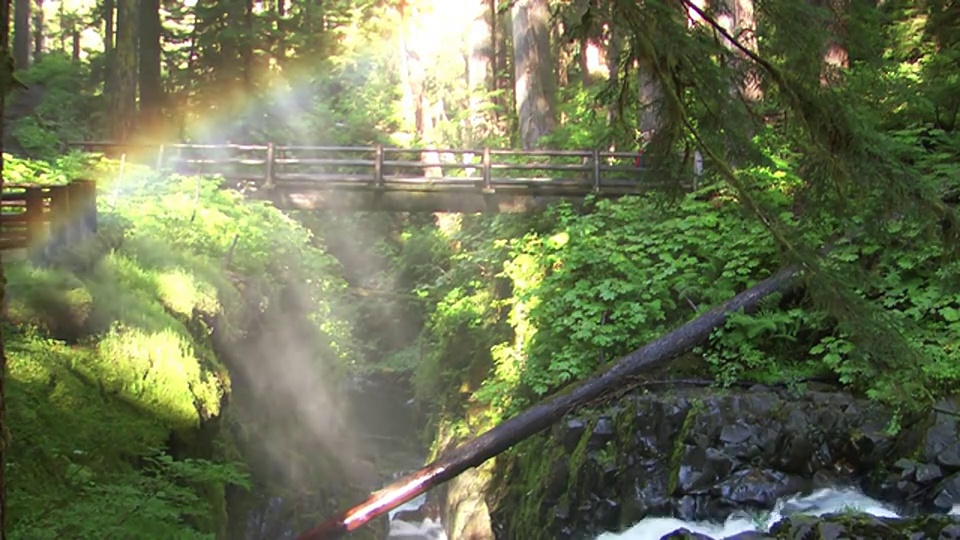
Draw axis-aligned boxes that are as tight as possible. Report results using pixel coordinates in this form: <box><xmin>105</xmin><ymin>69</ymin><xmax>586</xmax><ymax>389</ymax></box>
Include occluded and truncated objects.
<box><xmin>768</xmin><ymin>512</ymin><xmax>960</xmax><ymax>540</ymax></box>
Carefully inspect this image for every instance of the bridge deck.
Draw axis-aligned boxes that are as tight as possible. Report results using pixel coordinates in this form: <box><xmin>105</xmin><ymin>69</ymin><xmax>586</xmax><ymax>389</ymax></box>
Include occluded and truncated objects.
<box><xmin>71</xmin><ymin>142</ymin><xmax>695</xmax><ymax>212</ymax></box>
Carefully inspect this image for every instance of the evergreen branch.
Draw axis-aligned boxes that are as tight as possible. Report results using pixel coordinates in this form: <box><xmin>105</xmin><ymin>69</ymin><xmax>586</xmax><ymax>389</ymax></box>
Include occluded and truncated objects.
<box><xmin>627</xmin><ymin>2</ymin><xmax>931</xmax><ymax>407</ymax></box>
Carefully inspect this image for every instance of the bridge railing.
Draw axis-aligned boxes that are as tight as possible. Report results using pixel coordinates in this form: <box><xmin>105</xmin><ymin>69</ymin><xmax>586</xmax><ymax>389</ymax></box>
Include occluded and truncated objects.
<box><xmin>71</xmin><ymin>142</ymin><xmax>663</xmax><ymax>193</ymax></box>
<box><xmin>1</xmin><ymin>180</ymin><xmax>98</xmax><ymax>258</ymax></box>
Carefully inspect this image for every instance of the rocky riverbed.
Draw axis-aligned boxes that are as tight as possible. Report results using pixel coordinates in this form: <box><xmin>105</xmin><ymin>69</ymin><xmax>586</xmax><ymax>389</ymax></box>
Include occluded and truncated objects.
<box><xmin>600</xmin><ymin>487</ymin><xmax>960</xmax><ymax>539</ymax></box>
<box><xmin>487</xmin><ymin>385</ymin><xmax>960</xmax><ymax>540</ymax></box>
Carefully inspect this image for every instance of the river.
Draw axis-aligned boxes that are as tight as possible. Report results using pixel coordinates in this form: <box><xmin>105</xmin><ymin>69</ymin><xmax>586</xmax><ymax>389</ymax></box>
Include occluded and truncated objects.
<box><xmin>386</xmin><ymin>487</ymin><xmax>958</xmax><ymax>540</ymax></box>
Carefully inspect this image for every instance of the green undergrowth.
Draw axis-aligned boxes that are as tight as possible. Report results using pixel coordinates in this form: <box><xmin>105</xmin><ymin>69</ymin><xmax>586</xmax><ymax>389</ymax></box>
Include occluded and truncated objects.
<box><xmin>3</xmin><ymin>152</ymin><xmax>360</xmax><ymax>539</ymax></box>
<box><xmin>4</xmin><ymin>327</ymin><xmax>246</xmax><ymax>539</ymax></box>
<box><xmin>410</xmin><ymin>169</ymin><xmax>959</xmax><ymax>438</ymax></box>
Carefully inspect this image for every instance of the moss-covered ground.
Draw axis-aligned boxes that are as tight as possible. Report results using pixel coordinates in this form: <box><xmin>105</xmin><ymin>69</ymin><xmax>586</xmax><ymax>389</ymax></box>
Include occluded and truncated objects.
<box><xmin>2</xmin><ymin>153</ymin><xmax>360</xmax><ymax>539</ymax></box>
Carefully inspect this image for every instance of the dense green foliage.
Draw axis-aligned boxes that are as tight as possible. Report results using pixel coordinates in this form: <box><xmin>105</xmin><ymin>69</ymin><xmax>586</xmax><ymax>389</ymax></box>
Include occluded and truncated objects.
<box><xmin>3</xmin><ymin>153</ymin><xmax>360</xmax><ymax>538</ymax></box>
<box><xmin>10</xmin><ymin>56</ymin><xmax>99</xmax><ymax>158</ymax></box>
<box><xmin>406</xmin><ymin>187</ymin><xmax>958</xmax><ymax>438</ymax></box>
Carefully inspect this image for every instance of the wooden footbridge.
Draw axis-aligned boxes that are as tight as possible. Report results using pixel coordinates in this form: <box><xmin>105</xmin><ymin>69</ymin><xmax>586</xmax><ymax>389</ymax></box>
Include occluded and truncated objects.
<box><xmin>72</xmin><ymin>141</ymin><xmax>693</xmax><ymax>213</ymax></box>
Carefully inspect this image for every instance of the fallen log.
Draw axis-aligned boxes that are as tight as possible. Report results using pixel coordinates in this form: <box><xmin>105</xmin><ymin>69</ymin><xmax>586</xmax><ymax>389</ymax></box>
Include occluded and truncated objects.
<box><xmin>294</xmin><ymin>263</ymin><xmax>801</xmax><ymax>540</ymax></box>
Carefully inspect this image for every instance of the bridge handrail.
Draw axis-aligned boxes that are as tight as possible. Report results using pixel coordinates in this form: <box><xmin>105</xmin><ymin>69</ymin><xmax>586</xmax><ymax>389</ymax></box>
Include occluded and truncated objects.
<box><xmin>66</xmin><ymin>142</ymin><xmax>678</xmax><ymax>192</ymax></box>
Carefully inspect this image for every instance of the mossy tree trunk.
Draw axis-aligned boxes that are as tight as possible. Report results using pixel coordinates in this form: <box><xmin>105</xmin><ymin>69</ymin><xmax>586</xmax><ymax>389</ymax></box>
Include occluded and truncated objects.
<box><xmin>102</xmin><ymin>0</ymin><xmax>114</xmax><ymax>101</ymax></box>
<box><xmin>715</xmin><ymin>0</ymin><xmax>761</xmax><ymax>100</ymax></box>
<box><xmin>138</xmin><ymin>0</ymin><xmax>162</xmax><ymax>138</ymax></box>
<box><xmin>29</xmin><ymin>0</ymin><xmax>37</xmax><ymax>62</ymax></box>
<box><xmin>0</xmin><ymin>0</ymin><xmax>11</xmax><ymax>533</ymax></box>
<box><xmin>817</xmin><ymin>0</ymin><xmax>849</xmax><ymax>85</ymax></box>
<box><xmin>11</xmin><ymin>0</ymin><xmax>25</xmax><ymax>69</ymax></box>
<box><xmin>466</xmin><ymin>0</ymin><xmax>491</xmax><ymax>146</ymax></box>
<box><xmin>111</xmin><ymin>0</ymin><xmax>137</xmax><ymax>142</ymax></box>
<box><xmin>511</xmin><ymin>0</ymin><xmax>556</xmax><ymax>149</ymax></box>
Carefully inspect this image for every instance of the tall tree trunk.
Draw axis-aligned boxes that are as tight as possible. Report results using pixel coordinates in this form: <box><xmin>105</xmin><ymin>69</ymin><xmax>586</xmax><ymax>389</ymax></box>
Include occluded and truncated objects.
<box><xmin>716</xmin><ymin>0</ymin><xmax>762</xmax><ymax>100</ymax></box>
<box><xmin>138</xmin><ymin>0</ymin><xmax>162</xmax><ymax>137</ymax></box>
<box><xmin>12</xmin><ymin>0</ymin><xmax>26</xmax><ymax>69</ymax></box>
<box><xmin>242</xmin><ymin>0</ymin><xmax>253</xmax><ymax>91</ymax></box>
<box><xmin>397</xmin><ymin>3</ymin><xmax>418</xmax><ymax>134</ymax></box>
<box><xmin>491</xmin><ymin>0</ymin><xmax>510</xmax><ymax>126</ymax></box>
<box><xmin>819</xmin><ymin>0</ymin><xmax>849</xmax><ymax>85</ymax></box>
<box><xmin>466</xmin><ymin>0</ymin><xmax>490</xmax><ymax>145</ymax></box>
<box><xmin>55</xmin><ymin>0</ymin><xmax>61</xmax><ymax>51</ymax></box>
<box><xmin>103</xmin><ymin>0</ymin><xmax>114</xmax><ymax>95</ymax></box>
<box><xmin>0</xmin><ymin>0</ymin><xmax>11</xmax><ymax>535</ymax></box>
<box><xmin>606</xmin><ymin>20</ymin><xmax>623</xmax><ymax>126</ymax></box>
<box><xmin>489</xmin><ymin>0</ymin><xmax>497</xmax><ymax>87</ymax></box>
<box><xmin>70</xmin><ymin>24</ymin><xmax>78</xmax><ymax>60</ymax></box>
<box><xmin>734</xmin><ymin>0</ymin><xmax>761</xmax><ymax>100</ymax></box>
<box><xmin>112</xmin><ymin>0</ymin><xmax>137</xmax><ymax>141</ymax></box>
<box><xmin>511</xmin><ymin>0</ymin><xmax>555</xmax><ymax>149</ymax></box>
<box><xmin>637</xmin><ymin>59</ymin><xmax>663</xmax><ymax>146</ymax></box>
<box><xmin>578</xmin><ymin>35</ymin><xmax>589</xmax><ymax>85</ymax></box>
<box><xmin>30</xmin><ymin>0</ymin><xmax>39</xmax><ymax>62</ymax></box>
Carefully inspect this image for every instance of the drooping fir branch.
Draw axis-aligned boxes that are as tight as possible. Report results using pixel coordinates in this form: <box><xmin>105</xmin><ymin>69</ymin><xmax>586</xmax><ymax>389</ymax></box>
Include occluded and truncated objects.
<box><xmin>677</xmin><ymin>0</ymin><xmax>957</xmax><ymax>238</ymax></box>
<box><xmin>603</xmin><ymin>0</ymin><xmax>934</xmax><ymax>405</ymax></box>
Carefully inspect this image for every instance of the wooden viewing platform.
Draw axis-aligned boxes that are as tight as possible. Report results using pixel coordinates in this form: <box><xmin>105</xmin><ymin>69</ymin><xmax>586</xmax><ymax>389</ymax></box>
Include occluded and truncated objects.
<box><xmin>71</xmin><ymin>141</ymin><xmax>694</xmax><ymax>213</ymax></box>
<box><xmin>0</xmin><ymin>180</ymin><xmax>98</xmax><ymax>257</ymax></box>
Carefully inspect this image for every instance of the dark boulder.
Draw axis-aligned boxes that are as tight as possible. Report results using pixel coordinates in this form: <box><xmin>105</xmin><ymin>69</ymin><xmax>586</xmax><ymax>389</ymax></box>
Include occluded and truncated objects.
<box><xmin>590</xmin><ymin>416</ymin><xmax>616</xmax><ymax>450</ymax></box>
<box><xmin>925</xmin><ymin>402</ymin><xmax>960</xmax><ymax>472</ymax></box>
<box><xmin>561</xmin><ymin>418</ymin><xmax>587</xmax><ymax>452</ymax></box>
<box><xmin>723</xmin><ymin>532</ymin><xmax>773</xmax><ymax>540</ymax></box>
<box><xmin>715</xmin><ymin>468</ymin><xmax>808</xmax><ymax>508</ymax></box>
<box><xmin>661</xmin><ymin>529</ymin><xmax>716</xmax><ymax>539</ymax></box>
<box><xmin>933</xmin><ymin>473</ymin><xmax>960</xmax><ymax>512</ymax></box>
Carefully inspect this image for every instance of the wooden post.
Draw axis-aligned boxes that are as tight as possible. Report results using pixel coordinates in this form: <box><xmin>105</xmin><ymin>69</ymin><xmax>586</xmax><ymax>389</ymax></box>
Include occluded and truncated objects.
<box><xmin>155</xmin><ymin>144</ymin><xmax>166</xmax><ymax>170</ymax></box>
<box><xmin>265</xmin><ymin>143</ymin><xmax>276</xmax><ymax>187</ymax></box>
<box><xmin>482</xmin><ymin>148</ymin><xmax>492</xmax><ymax>193</ymax></box>
<box><xmin>74</xmin><ymin>180</ymin><xmax>98</xmax><ymax>236</ymax></box>
<box><xmin>67</xmin><ymin>182</ymin><xmax>87</xmax><ymax>243</ymax></box>
<box><xmin>47</xmin><ymin>185</ymin><xmax>70</xmax><ymax>258</ymax></box>
<box><xmin>374</xmin><ymin>144</ymin><xmax>384</xmax><ymax>187</ymax></box>
<box><xmin>592</xmin><ymin>150</ymin><xmax>601</xmax><ymax>193</ymax></box>
<box><xmin>23</xmin><ymin>187</ymin><xmax>45</xmax><ymax>248</ymax></box>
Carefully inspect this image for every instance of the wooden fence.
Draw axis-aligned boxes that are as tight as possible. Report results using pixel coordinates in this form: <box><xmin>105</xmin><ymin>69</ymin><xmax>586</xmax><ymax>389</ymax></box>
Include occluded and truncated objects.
<box><xmin>0</xmin><ymin>180</ymin><xmax>98</xmax><ymax>255</ymax></box>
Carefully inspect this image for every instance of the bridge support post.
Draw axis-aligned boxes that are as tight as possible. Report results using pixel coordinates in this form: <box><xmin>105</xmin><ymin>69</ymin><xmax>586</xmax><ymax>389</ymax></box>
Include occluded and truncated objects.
<box><xmin>372</xmin><ymin>145</ymin><xmax>385</xmax><ymax>210</ymax></box>
<box><xmin>155</xmin><ymin>144</ymin><xmax>166</xmax><ymax>171</ymax></box>
<box><xmin>45</xmin><ymin>185</ymin><xmax>70</xmax><ymax>262</ymax></box>
<box><xmin>481</xmin><ymin>148</ymin><xmax>497</xmax><ymax>212</ymax></box>
<box><xmin>74</xmin><ymin>179</ymin><xmax>98</xmax><ymax>237</ymax></box>
<box><xmin>374</xmin><ymin>145</ymin><xmax>384</xmax><ymax>187</ymax></box>
<box><xmin>23</xmin><ymin>187</ymin><xmax>45</xmax><ymax>261</ymax></box>
<box><xmin>265</xmin><ymin>143</ymin><xmax>276</xmax><ymax>188</ymax></box>
<box><xmin>481</xmin><ymin>148</ymin><xmax>492</xmax><ymax>193</ymax></box>
<box><xmin>592</xmin><ymin>149</ymin><xmax>601</xmax><ymax>193</ymax></box>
